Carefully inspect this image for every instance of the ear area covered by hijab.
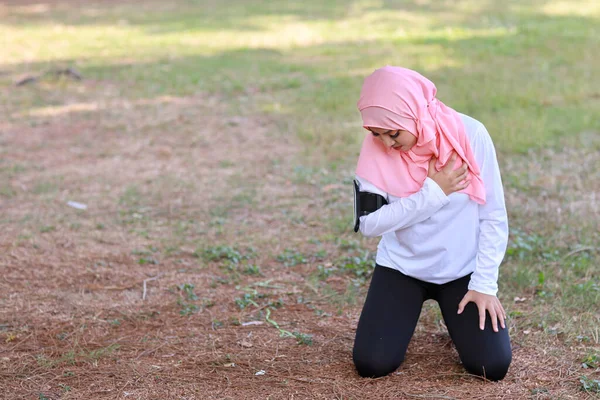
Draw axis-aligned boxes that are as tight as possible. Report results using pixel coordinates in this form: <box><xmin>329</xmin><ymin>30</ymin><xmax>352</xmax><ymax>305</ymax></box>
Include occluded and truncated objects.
<box><xmin>355</xmin><ymin>66</ymin><xmax>486</xmax><ymax>205</ymax></box>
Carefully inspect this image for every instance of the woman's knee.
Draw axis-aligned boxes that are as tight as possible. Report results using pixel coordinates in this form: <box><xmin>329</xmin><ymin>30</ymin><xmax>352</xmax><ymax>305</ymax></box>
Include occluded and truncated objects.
<box><xmin>352</xmin><ymin>347</ymin><xmax>404</xmax><ymax>378</ymax></box>
<box><xmin>353</xmin><ymin>356</ymin><xmax>402</xmax><ymax>378</ymax></box>
<box><xmin>464</xmin><ymin>352</ymin><xmax>512</xmax><ymax>381</ymax></box>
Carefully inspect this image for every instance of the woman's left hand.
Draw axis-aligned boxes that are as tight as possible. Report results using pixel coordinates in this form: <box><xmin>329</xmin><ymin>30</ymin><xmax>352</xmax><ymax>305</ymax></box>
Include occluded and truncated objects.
<box><xmin>457</xmin><ymin>290</ymin><xmax>506</xmax><ymax>332</ymax></box>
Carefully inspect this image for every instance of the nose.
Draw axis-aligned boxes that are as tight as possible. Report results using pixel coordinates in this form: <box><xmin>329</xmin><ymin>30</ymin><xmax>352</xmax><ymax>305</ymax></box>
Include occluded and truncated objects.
<box><xmin>379</xmin><ymin>134</ymin><xmax>395</xmax><ymax>148</ymax></box>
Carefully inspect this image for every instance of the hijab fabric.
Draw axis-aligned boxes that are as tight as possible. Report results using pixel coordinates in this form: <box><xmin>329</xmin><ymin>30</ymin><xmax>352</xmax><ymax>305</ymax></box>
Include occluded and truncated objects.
<box><xmin>356</xmin><ymin>66</ymin><xmax>486</xmax><ymax>204</ymax></box>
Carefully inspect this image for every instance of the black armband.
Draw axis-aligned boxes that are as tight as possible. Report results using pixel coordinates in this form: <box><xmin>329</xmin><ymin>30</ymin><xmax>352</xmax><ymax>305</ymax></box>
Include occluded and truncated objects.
<box><xmin>353</xmin><ymin>179</ymin><xmax>388</xmax><ymax>232</ymax></box>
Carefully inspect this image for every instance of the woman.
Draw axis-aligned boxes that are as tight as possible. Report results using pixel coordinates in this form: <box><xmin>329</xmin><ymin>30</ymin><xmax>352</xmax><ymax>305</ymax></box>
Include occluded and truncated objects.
<box><xmin>352</xmin><ymin>66</ymin><xmax>512</xmax><ymax>381</ymax></box>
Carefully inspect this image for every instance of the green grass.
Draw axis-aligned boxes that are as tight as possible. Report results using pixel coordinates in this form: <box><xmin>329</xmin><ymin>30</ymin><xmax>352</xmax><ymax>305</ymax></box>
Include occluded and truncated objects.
<box><xmin>2</xmin><ymin>0</ymin><xmax>600</xmax><ymax>156</ymax></box>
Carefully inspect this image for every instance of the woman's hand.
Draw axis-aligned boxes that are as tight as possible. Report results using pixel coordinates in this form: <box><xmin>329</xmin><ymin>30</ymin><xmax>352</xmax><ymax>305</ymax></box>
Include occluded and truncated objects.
<box><xmin>428</xmin><ymin>152</ymin><xmax>470</xmax><ymax>196</ymax></box>
<box><xmin>458</xmin><ymin>290</ymin><xmax>507</xmax><ymax>332</ymax></box>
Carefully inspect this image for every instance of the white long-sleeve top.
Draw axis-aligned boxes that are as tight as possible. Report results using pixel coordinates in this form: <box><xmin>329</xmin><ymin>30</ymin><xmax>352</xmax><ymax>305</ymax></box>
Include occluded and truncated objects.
<box><xmin>356</xmin><ymin>114</ymin><xmax>508</xmax><ymax>296</ymax></box>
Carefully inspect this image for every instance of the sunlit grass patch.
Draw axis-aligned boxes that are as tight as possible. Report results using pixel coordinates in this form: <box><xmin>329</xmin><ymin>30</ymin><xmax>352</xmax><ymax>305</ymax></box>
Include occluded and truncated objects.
<box><xmin>3</xmin><ymin>0</ymin><xmax>599</xmax><ymax>155</ymax></box>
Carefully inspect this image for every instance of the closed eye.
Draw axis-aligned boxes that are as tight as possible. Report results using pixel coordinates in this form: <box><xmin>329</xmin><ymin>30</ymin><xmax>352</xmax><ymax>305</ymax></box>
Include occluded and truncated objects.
<box><xmin>370</xmin><ymin>129</ymin><xmax>398</xmax><ymax>137</ymax></box>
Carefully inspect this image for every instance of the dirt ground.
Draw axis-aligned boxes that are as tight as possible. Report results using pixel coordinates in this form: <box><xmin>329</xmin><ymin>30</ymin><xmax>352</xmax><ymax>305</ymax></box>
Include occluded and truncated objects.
<box><xmin>0</xmin><ymin>70</ymin><xmax>597</xmax><ymax>399</ymax></box>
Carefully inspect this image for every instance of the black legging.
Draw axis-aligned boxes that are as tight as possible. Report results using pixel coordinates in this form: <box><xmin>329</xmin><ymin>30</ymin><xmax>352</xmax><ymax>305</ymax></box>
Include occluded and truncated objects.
<box><xmin>353</xmin><ymin>265</ymin><xmax>512</xmax><ymax>381</ymax></box>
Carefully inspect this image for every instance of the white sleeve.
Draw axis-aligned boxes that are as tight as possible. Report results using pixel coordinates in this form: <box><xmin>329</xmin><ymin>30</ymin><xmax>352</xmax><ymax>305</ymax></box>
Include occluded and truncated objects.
<box><xmin>356</xmin><ymin>175</ymin><xmax>449</xmax><ymax>238</ymax></box>
<box><xmin>467</xmin><ymin>124</ymin><xmax>509</xmax><ymax>296</ymax></box>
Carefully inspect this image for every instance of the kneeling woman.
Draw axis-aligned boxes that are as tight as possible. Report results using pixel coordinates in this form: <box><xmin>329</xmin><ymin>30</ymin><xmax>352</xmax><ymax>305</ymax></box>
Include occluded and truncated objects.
<box><xmin>352</xmin><ymin>66</ymin><xmax>511</xmax><ymax>381</ymax></box>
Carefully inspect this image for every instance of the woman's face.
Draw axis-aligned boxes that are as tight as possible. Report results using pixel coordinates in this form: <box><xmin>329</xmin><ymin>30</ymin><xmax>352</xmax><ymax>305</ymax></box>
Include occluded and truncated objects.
<box><xmin>367</xmin><ymin>127</ymin><xmax>417</xmax><ymax>152</ymax></box>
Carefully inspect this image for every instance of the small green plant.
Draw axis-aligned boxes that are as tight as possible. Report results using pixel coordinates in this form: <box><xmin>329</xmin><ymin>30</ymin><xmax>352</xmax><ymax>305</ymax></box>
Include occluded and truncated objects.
<box><xmin>317</xmin><ymin>264</ymin><xmax>336</xmax><ymax>279</ymax></box>
<box><xmin>177</xmin><ymin>283</ymin><xmax>200</xmax><ymax>315</ymax></box>
<box><xmin>580</xmin><ymin>376</ymin><xmax>600</xmax><ymax>393</ymax></box>
<box><xmin>582</xmin><ymin>353</ymin><xmax>599</xmax><ymax>369</ymax></box>
<box><xmin>568</xmin><ymin>252</ymin><xmax>592</xmax><ymax>275</ymax></box>
<box><xmin>314</xmin><ymin>308</ymin><xmax>331</xmax><ymax>317</ymax></box>
<box><xmin>265</xmin><ymin>309</ymin><xmax>313</xmax><ymax>345</ymax></box>
<box><xmin>200</xmin><ymin>245</ymin><xmax>252</xmax><ymax>264</ymax></box>
<box><xmin>276</xmin><ymin>249</ymin><xmax>307</xmax><ymax>267</ymax></box>
<box><xmin>86</xmin><ymin>344</ymin><xmax>120</xmax><ymax>361</ymax></box>
<box><xmin>242</xmin><ymin>264</ymin><xmax>261</xmax><ymax>276</ymax></box>
<box><xmin>179</xmin><ymin>283</ymin><xmax>198</xmax><ymax>301</ymax></box>
<box><xmin>292</xmin><ymin>331</ymin><xmax>313</xmax><ymax>346</ymax></box>
<box><xmin>213</xmin><ymin>319</ymin><xmax>224</xmax><ymax>328</ymax></box>
<box><xmin>235</xmin><ymin>292</ymin><xmax>259</xmax><ymax>309</ymax></box>
<box><xmin>211</xmin><ymin>277</ymin><xmax>230</xmax><ymax>287</ymax></box>
<box><xmin>59</xmin><ymin>383</ymin><xmax>72</xmax><ymax>392</ymax></box>
<box><xmin>337</xmin><ymin>238</ymin><xmax>360</xmax><ymax>251</ymax></box>
<box><xmin>132</xmin><ymin>248</ymin><xmax>152</xmax><ymax>255</ymax></box>
<box><xmin>178</xmin><ymin>299</ymin><xmax>199</xmax><ymax>316</ymax></box>
<box><xmin>313</xmin><ymin>250</ymin><xmax>327</xmax><ymax>260</ymax></box>
<box><xmin>267</xmin><ymin>298</ymin><xmax>285</xmax><ymax>308</ymax></box>
<box><xmin>40</xmin><ymin>225</ymin><xmax>55</xmax><ymax>233</ymax></box>
<box><xmin>138</xmin><ymin>257</ymin><xmax>158</xmax><ymax>265</ymax></box>
<box><xmin>535</xmin><ymin>271</ymin><xmax>552</xmax><ymax>298</ymax></box>
<box><xmin>339</xmin><ymin>251</ymin><xmax>374</xmax><ymax>281</ymax></box>
<box><xmin>506</xmin><ymin>228</ymin><xmax>561</xmax><ymax>262</ymax></box>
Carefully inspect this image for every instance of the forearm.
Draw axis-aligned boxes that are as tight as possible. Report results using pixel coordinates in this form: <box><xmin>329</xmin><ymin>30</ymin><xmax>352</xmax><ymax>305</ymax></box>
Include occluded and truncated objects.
<box><xmin>468</xmin><ymin>212</ymin><xmax>509</xmax><ymax>295</ymax></box>
<box><xmin>359</xmin><ymin>178</ymin><xmax>449</xmax><ymax>237</ymax></box>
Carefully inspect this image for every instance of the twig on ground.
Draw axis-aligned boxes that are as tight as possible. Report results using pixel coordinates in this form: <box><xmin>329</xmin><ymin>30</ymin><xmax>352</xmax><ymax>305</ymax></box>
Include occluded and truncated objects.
<box><xmin>562</xmin><ymin>246</ymin><xmax>597</xmax><ymax>260</ymax></box>
<box><xmin>0</xmin><ymin>333</ymin><xmax>33</xmax><ymax>354</ymax></box>
<box><xmin>15</xmin><ymin>67</ymin><xmax>83</xmax><ymax>86</ymax></box>
<box><xmin>400</xmin><ymin>392</ymin><xmax>456</xmax><ymax>400</ymax></box>
<box><xmin>135</xmin><ymin>342</ymin><xmax>169</xmax><ymax>359</ymax></box>
<box><xmin>142</xmin><ymin>273</ymin><xmax>165</xmax><ymax>300</ymax></box>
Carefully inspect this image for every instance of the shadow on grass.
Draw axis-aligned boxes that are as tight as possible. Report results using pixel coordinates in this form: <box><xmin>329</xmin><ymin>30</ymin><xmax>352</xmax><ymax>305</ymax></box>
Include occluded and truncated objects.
<box><xmin>0</xmin><ymin>0</ymin><xmax>567</xmax><ymax>34</ymax></box>
<box><xmin>4</xmin><ymin>8</ymin><xmax>599</xmax><ymax>155</ymax></box>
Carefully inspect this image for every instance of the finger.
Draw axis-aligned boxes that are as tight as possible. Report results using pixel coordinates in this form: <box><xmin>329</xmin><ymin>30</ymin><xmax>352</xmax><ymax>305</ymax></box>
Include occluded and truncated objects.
<box><xmin>428</xmin><ymin>157</ymin><xmax>437</xmax><ymax>176</ymax></box>
<box><xmin>500</xmin><ymin>304</ymin><xmax>507</xmax><ymax>329</ymax></box>
<box><xmin>490</xmin><ymin>309</ymin><xmax>499</xmax><ymax>332</ymax></box>
<box><xmin>478</xmin><ymin>304</ymin><xmax>486</xmax><ymax>330</ymax></box>
<box><xmin>456</xmin><ymin>180</ymin><xmax>470</xmax><ymax>191</ymax></box>
<box><xmin>494</xmin><ymin>303</ymin><xmax>505</xmax><ymax>330</ymax></box>
<box><xmin>454</xmin><ymin>169</ymin><xmax>469</xmax><ymax>184</ymax></box>
<box><xmin>457</xmin><ymin>297</ymin><xmax>467</xmax><ymax>314</ymax></box>
<box><xmin>443</xmin><ymin>152</ymin><xmax>457</xmax><ymax>173</ymax></box>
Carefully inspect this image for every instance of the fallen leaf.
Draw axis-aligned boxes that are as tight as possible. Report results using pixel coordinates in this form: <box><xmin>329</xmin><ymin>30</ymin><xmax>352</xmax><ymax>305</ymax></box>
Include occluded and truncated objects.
<box><xmin>514</xmin><ymin>297</ymin><xmax>527</xmax><ymax>303</ymax></box>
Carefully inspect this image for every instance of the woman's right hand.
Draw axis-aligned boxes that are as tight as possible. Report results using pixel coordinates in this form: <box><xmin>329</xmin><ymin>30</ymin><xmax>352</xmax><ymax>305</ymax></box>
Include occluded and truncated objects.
<box><xmin>427</xmin><ymin>152</ymin><xmax>470</xmax><ymax>196</ymax></box>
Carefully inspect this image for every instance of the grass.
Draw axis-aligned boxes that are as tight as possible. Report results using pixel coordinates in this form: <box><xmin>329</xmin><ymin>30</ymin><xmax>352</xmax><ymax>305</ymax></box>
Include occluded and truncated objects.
<box><xmin>3</xmin><ymin>1</ymin><xmax>600</xmax><ymax>157</ymax></box>
<box><xmin>4</xmin><ymin>4</ymin><xmax>597</xmax><ymax>228</ymax></box>
<box><xmin>1</xmin><ymin>0</ymin><xmax>599</xmax><ymax>398</ymax></box>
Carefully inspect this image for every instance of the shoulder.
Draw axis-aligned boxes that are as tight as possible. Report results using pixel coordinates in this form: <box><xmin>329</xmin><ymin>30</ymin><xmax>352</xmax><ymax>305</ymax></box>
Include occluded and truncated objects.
<box><xmin>458</xmin><ymin>113</ymin><xmax>487</xmax><ymax>139</ymax></box>
<box><xmin>355</xmin><ymin>174</ymin><xmax>389</xmax><ymax>198</ymax></box>
<box><xmin>458</xmin><ymin>113</ymin><xmax>494</xmax><ymax>149</ymax></box>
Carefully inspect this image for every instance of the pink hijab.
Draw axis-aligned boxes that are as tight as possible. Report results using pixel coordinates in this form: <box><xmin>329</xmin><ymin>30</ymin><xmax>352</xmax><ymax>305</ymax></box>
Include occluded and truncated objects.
<box><xmin>356</xmin><ymin>66</ymin><xmax>486</xmax><ymax>204</ymax></box>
